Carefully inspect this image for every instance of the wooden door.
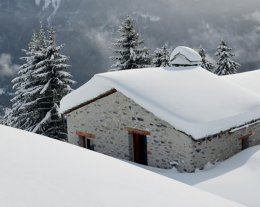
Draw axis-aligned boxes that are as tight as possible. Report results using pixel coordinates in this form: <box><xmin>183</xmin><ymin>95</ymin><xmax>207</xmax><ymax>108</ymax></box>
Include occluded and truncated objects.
<box><xmin>133</xmin><ymin>134</ymin><xmax>147</xmax><ymax>165</ymax></box>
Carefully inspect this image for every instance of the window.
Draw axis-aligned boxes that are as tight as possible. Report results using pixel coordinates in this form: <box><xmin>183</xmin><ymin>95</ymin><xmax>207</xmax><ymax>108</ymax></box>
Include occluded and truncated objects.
<box><xmin>76</xmin><ymin>130</ymin><xmax>96</xmax><ymax>151</ymax></box>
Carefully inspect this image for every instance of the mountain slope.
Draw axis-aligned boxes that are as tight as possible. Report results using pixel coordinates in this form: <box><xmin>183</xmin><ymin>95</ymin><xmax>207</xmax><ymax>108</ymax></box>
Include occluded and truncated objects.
<box><xmin>0</xmin><ymin>125</ymin><xmax>245</xmax><ymax>207</ymax></box>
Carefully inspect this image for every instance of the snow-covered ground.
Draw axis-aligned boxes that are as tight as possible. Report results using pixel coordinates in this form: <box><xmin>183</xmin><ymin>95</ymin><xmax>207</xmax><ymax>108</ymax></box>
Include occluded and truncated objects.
<box><xmin>140</xmin><ymin>146</ymin><xmax>260</xmax><ymax>207</ymax></box>
<box><xmin>0</xmin><ymin>125</ymin><xmax>244</xmax><ymax>207</ymax></box>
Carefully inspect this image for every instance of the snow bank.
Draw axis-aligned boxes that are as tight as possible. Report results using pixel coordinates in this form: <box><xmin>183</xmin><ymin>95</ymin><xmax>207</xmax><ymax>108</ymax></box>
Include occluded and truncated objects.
<box><xmin>60</xmin><ymin>67</ymin><xmax>260</xmax><ymax>139</ymax></box>
<box><xmin>0</xmin><ymin>125</ymin><xmax>244</xmax><ymax>207</ymax></box>
<box><xmin>195</xmin><ymin>146</ymin><xmax>260</xmax><ymax>207</ymax></box>
<box><xmin>141</xmin><ymin>145</ymin><xmax>260</xmax><ymax>207</ymax></box>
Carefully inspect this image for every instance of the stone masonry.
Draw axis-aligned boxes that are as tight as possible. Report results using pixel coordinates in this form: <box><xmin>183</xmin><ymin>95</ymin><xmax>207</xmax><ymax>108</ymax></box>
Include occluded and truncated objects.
<box><xmin>66</xmin><ymin>91</ymin><xmax>194</xmax><ymax>172</ymax></box>
<box><xmin>65</xmin><ymin>91</ymin><xmax>260</xmax><ymax>172</ymax></box>
<box><xmin>192</xmin><ymin>122</ymin><xmax>260</xmax><ymax>170</ymax></box>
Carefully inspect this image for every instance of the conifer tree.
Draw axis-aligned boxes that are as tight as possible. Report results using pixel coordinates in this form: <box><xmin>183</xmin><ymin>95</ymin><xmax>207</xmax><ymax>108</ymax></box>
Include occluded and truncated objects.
<box><xmin>110</xmin><ymin>15</ymin><xmax>151</xmax><ymax>70</ymax></box>
<box><xmin>9</xmin><ymin>26</ymin><xmax>75</xmax><ymax>141</ymax></box>
<box><xmin>198</xmin><ymin>46</ymin><xmax>215</xmax><ymax>72</ymax></box>
<box><xmin>8</xmin><ymin>29</ymin><xmax>46</xmax><ymax>130</ymax></box>
<box><xmin>31</xmin><ymin>28</ymin><xmax>75</xmax><ymax>140</ymax></box>
<box><xmin>215</xmin><ymin>40</ymin><xmax>241</xmax><ymax>75</ymax></box>
<box><xmin>137</xmin><ymin>46</ymin><xmax>152</xmax><ymax>68</ymax></box>
<box><xmin>152</xmin><ymin>44</ymin><xmax>170</xmax><ymax>67</ymax></box>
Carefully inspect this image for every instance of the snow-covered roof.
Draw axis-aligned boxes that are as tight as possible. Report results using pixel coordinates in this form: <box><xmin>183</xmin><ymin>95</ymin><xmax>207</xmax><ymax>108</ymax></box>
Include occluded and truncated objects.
<box><xmin>60</xmin><ymin>67</ymin><xmax>260</xmax><ymax>140</ymax></box>
<box><xmin>170</xmin><ymin>46</ymin><xmax>202</xmax><ymax>66</ymax></box>
<box><xmin>221</xmin><ymin>69</ymin><xmax>260</xmax><ymax>96</ymax></box>
<box><xmin>0</xmin><ymin>125</ymin><xmax>245</xmax><ymax>207</ymax></box>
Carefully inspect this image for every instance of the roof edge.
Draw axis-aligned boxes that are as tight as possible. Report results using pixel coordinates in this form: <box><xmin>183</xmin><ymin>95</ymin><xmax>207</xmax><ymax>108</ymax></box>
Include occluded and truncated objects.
<box><xmin>192</xmin><ymin>118</ymin><xmax>260</xmax><ymax>142</ymax></box>
<box><xmin>63</xmin><ymin>88</ymin><xmax>117</xmax><ymax>114</ymax></box>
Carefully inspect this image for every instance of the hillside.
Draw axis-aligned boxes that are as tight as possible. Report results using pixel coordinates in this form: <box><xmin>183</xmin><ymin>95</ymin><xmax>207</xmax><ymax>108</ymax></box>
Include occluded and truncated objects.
<box><xmin>0</xmin><ymin>125</ymin><xmax>244</xmax><ymax>207</ymax></box>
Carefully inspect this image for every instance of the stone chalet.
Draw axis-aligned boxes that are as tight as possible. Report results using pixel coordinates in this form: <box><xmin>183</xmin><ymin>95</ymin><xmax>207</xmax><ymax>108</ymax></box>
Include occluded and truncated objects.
<box><xmin>60</xmin><ymin>47</ymin><xmax>260</xmax><ymax>172</ymax></box>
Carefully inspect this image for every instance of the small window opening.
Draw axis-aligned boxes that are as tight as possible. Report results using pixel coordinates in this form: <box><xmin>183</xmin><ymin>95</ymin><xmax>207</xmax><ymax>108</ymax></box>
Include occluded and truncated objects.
<box><xmin>76</xmin><ymin>130</ymin><xmax>95</xmax><ymax>151</ymax></box>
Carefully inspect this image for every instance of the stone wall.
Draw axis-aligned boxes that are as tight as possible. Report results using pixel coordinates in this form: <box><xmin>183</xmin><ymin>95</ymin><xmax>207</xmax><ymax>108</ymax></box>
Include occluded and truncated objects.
<box><xmin>65</xmin><ymin>91</ymin><xmax>260</xmax><ymax>172</ymax></box>
<box><xmin>66</xmin><ymin>91</ymin><xmax>194</xmax><ymax>172</ymax></box>
<box><xmin>192</xmin><ymin>122</ymin><xmax>260</xmax><ymax>170</ymax></box>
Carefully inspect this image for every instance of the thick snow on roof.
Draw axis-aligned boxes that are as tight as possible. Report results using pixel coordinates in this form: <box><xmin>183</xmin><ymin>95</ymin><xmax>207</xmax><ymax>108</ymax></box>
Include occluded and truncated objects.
<box><xmin>60</xmin><ymin>67</ymin><xmax>260</xmax><ymax>139</ymax></box>
<box><xmin>170</xmin><ymin>46</ymin><xmax>202</xmax><ymax>65</ymax></box>
<box><xmin>0</xmin><ymin>125</ymin><xmax>244</xmax><ymax>207</ymax></box>
<box><xmin>221</xmin><ymin>69</ymin><xmax>260</xmax><ymax>96</ymax></box>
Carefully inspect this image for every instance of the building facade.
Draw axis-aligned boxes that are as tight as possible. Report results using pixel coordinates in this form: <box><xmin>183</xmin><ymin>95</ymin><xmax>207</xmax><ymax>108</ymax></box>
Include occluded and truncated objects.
<box><xmin>65</xmin><ymin>91</ymin><xmax>260</xmax><ymax>172</ymax></box>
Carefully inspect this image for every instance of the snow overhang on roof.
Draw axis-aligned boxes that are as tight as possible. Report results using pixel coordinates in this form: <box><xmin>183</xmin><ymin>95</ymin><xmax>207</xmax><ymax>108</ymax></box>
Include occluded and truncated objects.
<box><xmin>60</xmin><ymin>67</ymin><xmax>260</xmax><ymax>140</ymax></box>
<box><xmin>170</xmin><ymin>46</ymin><xmax>202</xmax><ymax>66</ymax></box>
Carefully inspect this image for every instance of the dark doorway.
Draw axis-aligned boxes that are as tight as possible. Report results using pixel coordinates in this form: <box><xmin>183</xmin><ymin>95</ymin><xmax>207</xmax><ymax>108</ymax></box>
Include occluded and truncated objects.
<box><xmin>132</xmin><ymin>133</ymin><xmax>147</xmax><ymax>165</ymax></box>
<box><xmin>239</xmin><ymin>133</ymin><xmax>252</xmax><ymax>151</ymax></box>
<box><xmin>242</xmin><ymin>138</ymin><xmax>249</xmax><ymax>150</ymax></box>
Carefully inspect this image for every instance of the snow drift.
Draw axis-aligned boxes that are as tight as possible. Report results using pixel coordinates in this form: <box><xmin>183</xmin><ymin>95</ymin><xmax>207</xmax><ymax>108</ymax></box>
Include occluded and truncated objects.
<box><xmin>0</xmin><ymin>125</ymin><xmax>244</xmax><ymax>207</ymax></box>
<box><xmin>144</xmin><ymin>145</ymin><xmax>260</xmax><ymax>207</ymax></box>
<box><xmin>196</xmin><ymin>146</ymin><xmax>260</xmax><ymax>207</ymax></box>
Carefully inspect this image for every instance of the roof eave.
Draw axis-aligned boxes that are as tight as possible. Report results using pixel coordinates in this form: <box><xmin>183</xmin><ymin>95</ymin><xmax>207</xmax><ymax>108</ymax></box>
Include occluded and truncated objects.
<box><xmin>63</xmin><ymin>88</ymin><xmax>117</xmax><ymax>115</ymax></box>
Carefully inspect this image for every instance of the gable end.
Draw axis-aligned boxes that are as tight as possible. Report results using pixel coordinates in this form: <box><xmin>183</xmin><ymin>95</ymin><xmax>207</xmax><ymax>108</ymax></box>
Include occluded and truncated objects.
<box><xmin>63</xmin><ymin>88</ymin><xmax>117</xmax><ymax>114</ymax></box>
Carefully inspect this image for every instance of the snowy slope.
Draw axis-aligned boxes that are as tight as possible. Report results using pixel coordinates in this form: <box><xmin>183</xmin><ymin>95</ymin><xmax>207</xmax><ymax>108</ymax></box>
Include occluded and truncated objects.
<box><xmin>60</xmin><ymin>67</ymin><xmax>260</xmax><ymax>139</ymax></box>
<box><xmin>195</xmin><ymin>146</ymin><xmax>260</xmax><ymax>207</ymax></box>
<box><xmin>145</xmin><ymin>146</ymin><xmax>260</xmax><ymax>207</ymax></box>
<box><xmin>222</xmin><ymin>69</ymin><xmax>260</xmax><ymax>96</ymax></box>
<box><xmin>0</xmin><ymin>125</ymin><xmax>244</xmax><ymax>207</ymax></box>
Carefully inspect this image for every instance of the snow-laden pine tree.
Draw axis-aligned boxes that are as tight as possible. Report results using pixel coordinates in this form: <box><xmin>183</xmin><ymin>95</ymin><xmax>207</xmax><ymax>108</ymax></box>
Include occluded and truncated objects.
<box><xmin>31</xmin><ymin>28</ymin><xmax>75</xmax><ymax>140</ymax></box>
<box><xmin>8</xmin><ymin>29</ymin><xmax>46</xmax><ymax>130</ymax></box>
<box><xmin>110</xmin><ymin>15</ymin><xmax>151</xmax><ymax>70</ymax></box>
<box><xmin>215</xmin><ymin>40</ymin><xmax>241</xmax><ymax>75</ymax></box>
<box><xmin>137</xmin><ymin>46</ymin><xmax>152</xmax><ymax>68</ymax></box>
<box><xmin>198</xmin><ymin>46</ymin><xmax>215</xmax><ymax>72</ymax></box>
<box><xmin>152</xmin><ymin>44</ymin><xmax>170</xmax><ymax>67</ymax></box>
<box><xmin>9</xmin><ymin>27</ymin><xmax>75</xmax><ymax>141</ymax></box>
